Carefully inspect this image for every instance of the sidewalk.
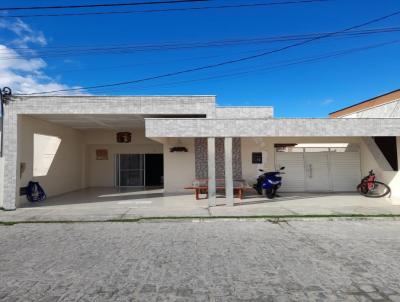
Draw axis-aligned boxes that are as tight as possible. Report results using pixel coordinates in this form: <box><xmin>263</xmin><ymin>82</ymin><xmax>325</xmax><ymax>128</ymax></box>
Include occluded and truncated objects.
<box><xmin>1</xmin><ymin>189</ymin><xmax>400</xmax><ymax>222</ymax></box>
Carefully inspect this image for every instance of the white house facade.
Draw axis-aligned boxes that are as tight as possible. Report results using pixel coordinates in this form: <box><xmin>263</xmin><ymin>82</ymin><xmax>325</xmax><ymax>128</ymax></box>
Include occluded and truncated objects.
<box><xmin>1</xmin><ymin>91</ymin><xmax>400</xmax><ymax>210</ymax></box>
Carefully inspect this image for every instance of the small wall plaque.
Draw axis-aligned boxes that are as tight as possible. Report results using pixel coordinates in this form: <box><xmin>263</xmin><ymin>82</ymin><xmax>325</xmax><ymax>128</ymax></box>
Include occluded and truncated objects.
<box><xmin>252</xmin><ymin>152</ymin><xmax>262</xmax><ymax>164</ymax></box>
<box><xmin>116</xmin><ymin>132</ymin><xmax>132</xmax><ymax>143</ymax></box>
<box><xmin>96</xmin><ymin>149</ymin><xmax>108</xmax><ymax>160</ymax></box>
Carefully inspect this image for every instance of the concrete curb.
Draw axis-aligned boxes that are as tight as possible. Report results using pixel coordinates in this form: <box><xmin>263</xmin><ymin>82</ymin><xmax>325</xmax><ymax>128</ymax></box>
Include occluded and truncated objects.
<box><xmin>2</xmin><ymin>215</ymin><xmax>400</xmax><ymax>225</ymax></box>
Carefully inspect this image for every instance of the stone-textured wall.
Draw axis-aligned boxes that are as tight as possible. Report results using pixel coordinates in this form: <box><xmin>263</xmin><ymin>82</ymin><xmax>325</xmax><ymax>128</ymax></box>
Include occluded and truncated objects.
<box><xmin>216</xmin><ymin>107</ymin><xmax>273</xmax><ymax>118</ymax></box>
<box><xmin>146</xmin><ymin>118</ymin><xmax>400</xmax><ymax>137</ymax></box>
<box><xmin>195</xmin><ymin>138</ymin><xmax>242</xmax><ymax>180</ymax></box>
<box><xmin>11</xmin><ymin>95</ymin><xmax>217</xmax><ymax>117</ymax></box>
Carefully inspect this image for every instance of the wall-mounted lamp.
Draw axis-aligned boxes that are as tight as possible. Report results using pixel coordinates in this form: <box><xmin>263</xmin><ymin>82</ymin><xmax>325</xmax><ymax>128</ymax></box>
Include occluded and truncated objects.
<box><xmin>170</xmin><ymin>146</ymin><xmax>188</xmax><ymax>152</ymax></box>
<box><xmin>170</xmin><ymin>139</ymin><xmax>188</xmax><ymax>152</ymax></box>
<box><xmin>1</xmin><ymin>87</ymin><xmax>13</xmax><ymax>158</ymax></box>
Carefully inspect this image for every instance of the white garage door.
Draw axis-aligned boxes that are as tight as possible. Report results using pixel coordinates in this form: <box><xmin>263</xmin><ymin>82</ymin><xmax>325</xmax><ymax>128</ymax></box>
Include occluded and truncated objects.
<box><xmin>275</xmin><ymin>152</ymin><xmax>305</xmax><ymax>191</ymax></box>
<box><xmin>304</xmin><ymin>152</ymin><xmax>331</xmax><ymax>192</ymax></box>
<box><xmin>276</xmin><ymin>151</ymin><xmax>361</xmax><ymax>192</ymax></box>
<box><xmin>330</xmin><ymin>152</ymin><xmax>362</xmax><ymax>191</ymax></box>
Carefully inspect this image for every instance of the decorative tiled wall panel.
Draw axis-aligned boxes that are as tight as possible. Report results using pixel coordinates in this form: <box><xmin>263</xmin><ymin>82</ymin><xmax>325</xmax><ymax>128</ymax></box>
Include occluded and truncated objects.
<box><xmin>195</xmin><ymin>138</ymin><xmax>242</xmax><ymax>180</ymax></box>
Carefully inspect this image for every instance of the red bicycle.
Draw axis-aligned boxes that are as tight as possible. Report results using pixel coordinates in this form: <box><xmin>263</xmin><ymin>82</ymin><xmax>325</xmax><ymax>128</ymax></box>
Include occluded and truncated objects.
<box><xmin>357</xmin><ymin>170</ymin><xmax>391</xmax><ymax>198</ymax></box>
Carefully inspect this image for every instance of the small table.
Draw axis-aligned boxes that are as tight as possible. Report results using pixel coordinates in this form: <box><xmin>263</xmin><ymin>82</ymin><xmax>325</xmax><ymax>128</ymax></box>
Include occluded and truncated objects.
<box><xmin>185</xmin><ymin>184</ymin><xmax>247</xmax><ymax>200</ymax></box>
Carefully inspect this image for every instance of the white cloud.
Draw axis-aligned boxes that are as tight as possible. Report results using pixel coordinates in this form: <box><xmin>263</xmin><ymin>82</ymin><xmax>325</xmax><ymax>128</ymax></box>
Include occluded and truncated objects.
<box><xmin>321</xmin><ymin>99</ymin><xmax>334</xmax><ymax>105</ymax></box>
<box><xmin>0</xmin><ymin>19</ymin><xmax>85</xmax><ymax>95</ymax></box>
<box><xmin>0</xmin><ymin>18</ymin><xmax>47</xmax><ymax>48</ymax></box>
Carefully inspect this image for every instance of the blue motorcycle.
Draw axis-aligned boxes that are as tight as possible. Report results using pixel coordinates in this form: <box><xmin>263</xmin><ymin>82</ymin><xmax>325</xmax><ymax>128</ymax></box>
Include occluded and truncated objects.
<box><xmin>253</xmin><ymin>167</ymin><xmax>285</xmax><ymax>199</ymax></box>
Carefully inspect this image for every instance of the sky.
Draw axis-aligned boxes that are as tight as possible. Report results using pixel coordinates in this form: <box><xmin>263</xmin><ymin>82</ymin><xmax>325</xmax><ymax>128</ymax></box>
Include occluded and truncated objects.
<box><xmin>0</xmin><ymin>0</ymin><xmax>399</xmax><ymax>117</ymax></box>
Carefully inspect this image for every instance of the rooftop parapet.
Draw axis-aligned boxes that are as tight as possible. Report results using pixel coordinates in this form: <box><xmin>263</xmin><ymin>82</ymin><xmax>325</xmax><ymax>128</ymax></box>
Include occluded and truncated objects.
<box><xmin>216</xmin><ymin>106</ymin><xmax>273</xmax><ymax>119</ymax></box>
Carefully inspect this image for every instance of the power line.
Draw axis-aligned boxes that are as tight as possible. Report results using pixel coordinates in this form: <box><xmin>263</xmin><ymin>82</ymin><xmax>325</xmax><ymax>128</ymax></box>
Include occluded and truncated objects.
<box><xmin>8</xmin><ymin>26</ymin><xmax>400</xmax><ymax>51</ymax></box>
<box><xmin>1</xmin><ymin>0</ymin><xmax>329</xmax><ymax>18</ymax></box>
<box><xmin>37</xmin><ymin>35</ymin><xmax>397</xmax><ymax>75</ymax></box>
<box><xmin>114</xmin><ymin>39</ymin><xmax>399</xmax><ymax>92</ymax></box>
<box><xmin>22</xmin><ymin>8</ymin><xmax>400</xmax><ymax>95</ymax></box>
<box><xmin>3</xmin><ymin>26</ymin><xmax>400</xmax><ymax>60</ymax></box>
<box><xmin>0</xmin><ymin>0</ymin><xmax>211</xmax><ymax>11</ymax></box>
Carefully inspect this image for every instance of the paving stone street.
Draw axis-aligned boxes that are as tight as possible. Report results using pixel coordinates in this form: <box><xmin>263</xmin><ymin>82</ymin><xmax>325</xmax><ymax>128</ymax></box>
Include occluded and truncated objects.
<box><xmin>1</xmin><ymin>220</ymin><xmax>400</xmax><ymax>301</ymax></box>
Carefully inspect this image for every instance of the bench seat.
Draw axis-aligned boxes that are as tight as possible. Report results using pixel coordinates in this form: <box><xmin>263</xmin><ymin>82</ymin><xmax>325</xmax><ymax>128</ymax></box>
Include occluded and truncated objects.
<box><xmin>185</xmin><ymin>179</ymin><xmax>249</xmax><ymax>200</ymax></box>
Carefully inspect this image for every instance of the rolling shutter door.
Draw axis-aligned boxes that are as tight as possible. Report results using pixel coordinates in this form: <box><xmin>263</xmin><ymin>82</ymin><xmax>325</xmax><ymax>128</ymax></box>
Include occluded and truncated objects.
<box><xmin>275</xmin><ymin>152</ymin><xmax>305</xmax><ymax>192</ymax></box>
<box><xmin>330</xmin><ymin>152</ymin><xmax>361</xmax><ymax>192</ymax></box>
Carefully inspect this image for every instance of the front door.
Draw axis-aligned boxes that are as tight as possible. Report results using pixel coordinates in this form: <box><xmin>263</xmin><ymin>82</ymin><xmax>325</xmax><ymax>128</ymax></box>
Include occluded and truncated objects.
<box><xmin>145</xmin><ymin>154</ymin><xmax>164</xmax><ymax>186</ymax></box>
<box><xmin>117</xmin><ymin>154</ymin><xmax>144</xmax><ymax>187</ymax></box>
<box><xmin>304</xmin><ymin>152</ymin><xmax>331</xmax><ymax>191</ymax></box>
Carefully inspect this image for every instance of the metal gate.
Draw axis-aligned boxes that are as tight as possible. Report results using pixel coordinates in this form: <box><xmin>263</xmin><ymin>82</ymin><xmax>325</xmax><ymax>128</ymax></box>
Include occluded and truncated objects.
<box><xmin>275</xmin><ymin>149</ymin><xmax>361</xmax><ymax>192</ymax></box>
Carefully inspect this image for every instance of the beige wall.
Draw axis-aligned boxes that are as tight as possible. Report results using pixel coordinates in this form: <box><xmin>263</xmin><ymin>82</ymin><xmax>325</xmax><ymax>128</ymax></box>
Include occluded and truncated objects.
<box><xmin>18</xmin><ymin>121</ymin><xmax>165</xmax><ymax>203</ymax></box>
<box><xmin>162</xmin><ymin>138</ymin><xmax>195</xmax><ymax>193</ymax></box>
<box><xmin>241</xmin><ymin>138</ymin><xmax>274</xmax><ymax>184</ymax></box>
<box><xmin>83</xmin><ymin>129</ymin><xmax>163</xmax><ymax>187</ymax></box>
<box><xmin>19</xmin><ymin>116</ymin><xmax>85</xmax><ymax>205</ymax></box>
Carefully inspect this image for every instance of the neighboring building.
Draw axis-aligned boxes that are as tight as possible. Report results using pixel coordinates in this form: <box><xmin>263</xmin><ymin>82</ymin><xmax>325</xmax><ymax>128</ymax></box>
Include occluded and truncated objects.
<box><xmin>330</xmin><ymin>89</ymin><xmax>400</xmax><ymax>118</ymax></box>
<box><xmin>1</xmin><ymin>93</ymin><xmax>400</xmax><ymax>210</ymax></box>
<box><xmin>330</xmin><ymin>89</ymin><xmax>400</xmax><ymax>200</ymax></box>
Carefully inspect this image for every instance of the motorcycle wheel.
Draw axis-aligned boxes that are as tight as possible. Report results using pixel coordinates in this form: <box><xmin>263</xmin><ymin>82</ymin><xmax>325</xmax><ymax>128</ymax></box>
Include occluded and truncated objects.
<box><xmin>357</xmin><ymin>181</ymin><xmax>391</xmax><ymax>198</ymax></box>
<box><xmin>265</xmin><ymin>188</ymin><xmax>275</xmax><ymax>199</ymax></box>
<box><xmin>253</xmin><ymin>184</ymin><xmax>262</xmax><ymax>195</ymax></box>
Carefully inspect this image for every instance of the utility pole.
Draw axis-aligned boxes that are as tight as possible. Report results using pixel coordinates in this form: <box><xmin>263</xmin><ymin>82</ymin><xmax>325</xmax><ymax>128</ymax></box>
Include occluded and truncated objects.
<box><xmin>0</xmin><ymin>87</ymin><xmax>12</xmax><ymax>158</ymax></box>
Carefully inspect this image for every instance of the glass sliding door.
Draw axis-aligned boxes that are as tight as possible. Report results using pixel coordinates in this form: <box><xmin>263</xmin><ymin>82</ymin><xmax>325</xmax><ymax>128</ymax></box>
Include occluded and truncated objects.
<box><xmin>116</xmin><ymin>154</ymin><xmax>145</xmax><ymax>187</ymax></box>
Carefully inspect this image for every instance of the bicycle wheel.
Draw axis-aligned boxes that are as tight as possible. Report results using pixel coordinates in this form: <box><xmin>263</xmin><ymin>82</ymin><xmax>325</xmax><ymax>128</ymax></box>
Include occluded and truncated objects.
<box><xmin>363</xmin><ymin>181</ymin><xmax>391</xmax><ymax>198</ymax></box>
<box><xmin>357</xmin><ymin>183</ymin><xmax>368</xmax><ymax>195</ymax></box>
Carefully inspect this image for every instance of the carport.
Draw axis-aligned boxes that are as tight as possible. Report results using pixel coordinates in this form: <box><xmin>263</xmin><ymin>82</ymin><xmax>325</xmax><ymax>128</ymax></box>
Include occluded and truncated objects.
<box><xmin>146</xmin><ymin>118</ymin><xmax>400</xmax><ymax>206</ymax></box>
<box><xmin>2</xmin><ymin>95</ymin><xmax>214</xmax><ymax>209</ymax></box>
<box><xmin>20</xmin><ymin>113</ymin><xmax>166</xmax><ymax>194</ymax></box>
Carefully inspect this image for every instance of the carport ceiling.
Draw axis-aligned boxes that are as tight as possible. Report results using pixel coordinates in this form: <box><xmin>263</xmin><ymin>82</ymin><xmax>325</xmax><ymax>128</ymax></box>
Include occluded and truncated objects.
<box><xmin>30</xmin><ymin>114</ymin><xmax>203</xmax><ymax>130</ymax></box>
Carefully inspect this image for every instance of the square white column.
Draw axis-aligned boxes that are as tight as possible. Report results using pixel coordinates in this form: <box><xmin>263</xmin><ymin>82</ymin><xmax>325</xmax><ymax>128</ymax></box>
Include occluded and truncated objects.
<box><xmin>224</xmin><ymin>137</ymin><xmax>234</xmax><ymax>206</ymax></box>
<box><xmin>207</xmin><ymin>137</ymin><xmax>216</xmax><ymax>207</ymax></box>
<box><xmin>2</xmin><ymin>110</ymin><xmax>19</xmax><ymax>210</ymax></box>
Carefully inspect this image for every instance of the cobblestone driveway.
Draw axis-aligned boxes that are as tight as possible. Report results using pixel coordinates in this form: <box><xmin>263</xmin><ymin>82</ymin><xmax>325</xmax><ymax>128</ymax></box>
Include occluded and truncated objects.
<box><xmin>1</xmin><ymin>220</ymin><xmax>400</xmax><ymax>301</ymax></box>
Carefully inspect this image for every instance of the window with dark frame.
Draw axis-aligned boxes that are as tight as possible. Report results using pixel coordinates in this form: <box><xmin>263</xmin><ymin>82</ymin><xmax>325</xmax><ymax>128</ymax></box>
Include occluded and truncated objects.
<box><xmin>252</xmin><ymin>152</ymin><xmax>262</xmax><ymax>164</ymax></box>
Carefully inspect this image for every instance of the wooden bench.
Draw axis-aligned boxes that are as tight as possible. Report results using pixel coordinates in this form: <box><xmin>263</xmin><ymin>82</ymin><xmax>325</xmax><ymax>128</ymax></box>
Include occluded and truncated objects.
<box><xmin>185</xmin><ymin>179</ymin><xmax>248</xmax><ymax>200</ymax></box>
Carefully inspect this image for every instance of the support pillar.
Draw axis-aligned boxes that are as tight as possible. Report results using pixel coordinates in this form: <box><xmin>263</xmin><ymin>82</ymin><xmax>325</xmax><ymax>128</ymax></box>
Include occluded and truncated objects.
<box><xmin>224</xmin><ymin>137</ymin><xmax>234</xmax><ymax>206</ymax></box>
<box><xmin>207</xmin><ymin>137</ymin><xmax>216</xmax><ymax>207</ymax></box>
<box><xmin>2</xmin><ymin>109</ymin><xmax>19</xmax><ymax>210</ymax></box>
